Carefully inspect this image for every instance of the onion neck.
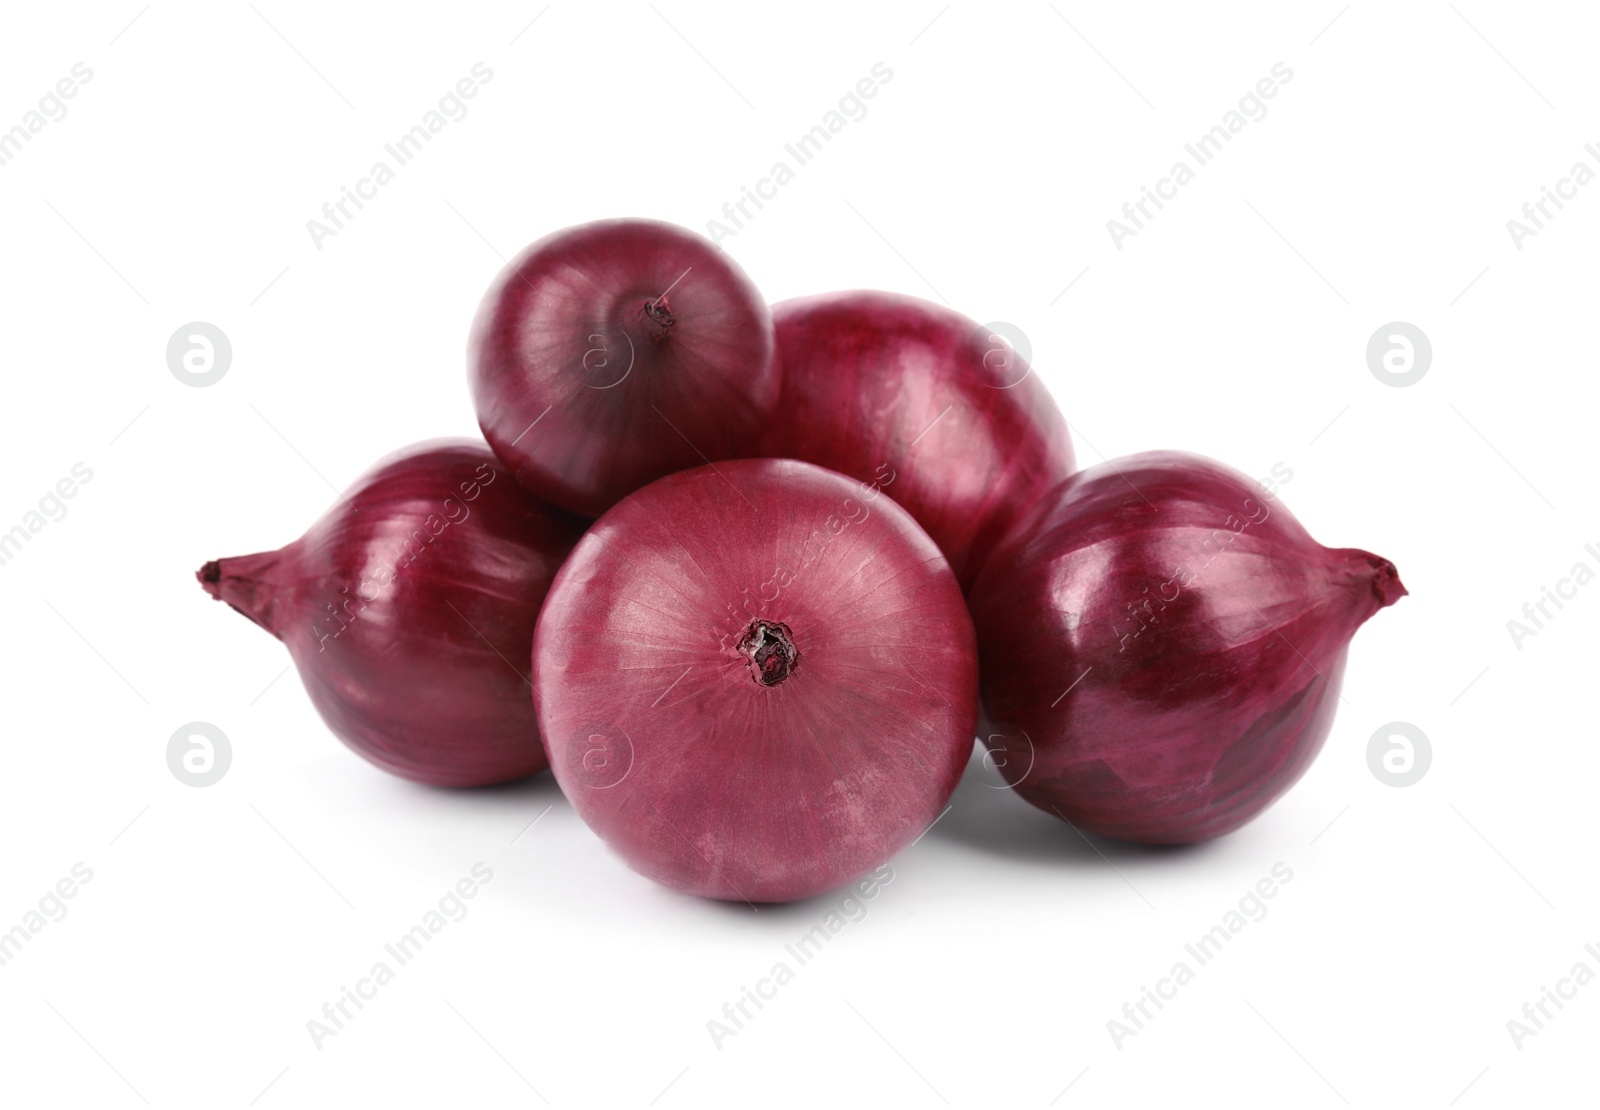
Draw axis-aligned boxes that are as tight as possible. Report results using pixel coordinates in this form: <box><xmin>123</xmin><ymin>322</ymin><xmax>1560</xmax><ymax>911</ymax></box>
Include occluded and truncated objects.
<box><xmin>640</xmin><ymin>293</ymin><xmax>676</xmax><ymax>336</ymax></box>
<box><xmin>1367</xmin><ymin>556</ymin><xmax>1407</xmax><ymax>608</ymax></box>
<box><xmin>738</xmin><ymin>619</ymin><xmax>798</xmax><ymax>687</ymax></box>
<box><xmin>1330</xmin><ymin>548</ymin><xmax>1408</xmax><ymax>616</ymax></box>
<box><xmin>198</xmin><ymin>549</ymin><xmax>289</xmax><ymax>637</ymax></box>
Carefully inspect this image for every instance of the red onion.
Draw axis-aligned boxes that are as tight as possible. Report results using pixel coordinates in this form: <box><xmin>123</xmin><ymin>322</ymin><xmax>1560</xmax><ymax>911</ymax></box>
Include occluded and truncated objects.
<box><xmin>469</xmin><ymin>218</ymin><xmax>779</xmax><ymax>517</ymax></box>
<box><xmin>969</xmin><ymin>451</ymin><xmax>1406</xmax><ymax>844</ymax></box>
<box><xmin>198</xmin><ymin>440</ymin><xmax>585</xmax><ymax>786</ymax></box>
<box><xmin>532</xmin><ymin>458</ymin><xmax>978</xmax><ymax>903</ymax></box>
<box><xmin>761</xmin><ymin>291</ymin><xmax>1075</xmax><ymax>590</ymax></box>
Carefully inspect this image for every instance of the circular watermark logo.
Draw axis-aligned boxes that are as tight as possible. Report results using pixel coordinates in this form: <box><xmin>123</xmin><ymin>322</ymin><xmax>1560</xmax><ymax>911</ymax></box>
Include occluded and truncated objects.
<box><xmin>981</xmin><ymin>730</ymin><xmax>1035</xmax><ymax>788</ymax></box>
<box><xmin>1366</xmin><ymin>721</ymin><xmax>1430</xmax><ymax>787</ymax></box>
<box><xmin>1365</xmin><ymin>322</ymin><xmax>1431</xmax><ymax>388</ymax></box>
<box><xmin>580</xmin><ymin>322</ymin><xmax>635</xmax><ymax>390</ymax></box>
<box><xmin>568</xmin><ymin>725</ymin><xmax>633</xmax><ymax>789</ymax></box>
<box><xmin>970</xmin><ymin>321</ymin><xmax>1033</xmax><ymax>389</ymax></box>
<box><xmin>166</xmin><ymin>322</ymin><xmax>232</xmax><ymax>388</ymax></box>
<box><xmin>167</xmin><ymin>721</ymin><xmax>232</xmax><ymax>787</ymax></box>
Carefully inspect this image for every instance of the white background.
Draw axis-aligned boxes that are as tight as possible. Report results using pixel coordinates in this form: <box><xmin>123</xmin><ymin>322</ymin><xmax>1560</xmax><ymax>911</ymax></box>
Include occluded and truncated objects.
<box><xmin>0</xmin><ymin>2</ymin><xmax>1593</xmax><ymax>1107</ymax></box>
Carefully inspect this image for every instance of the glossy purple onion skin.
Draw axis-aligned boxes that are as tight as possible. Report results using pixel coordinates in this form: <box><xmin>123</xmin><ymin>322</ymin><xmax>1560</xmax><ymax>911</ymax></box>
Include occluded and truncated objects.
<box><xmin>761</xmin><ymin>291</ymin><xmax>1075</xmax><ymax>591</ymax></box>
<box><xmin>469</xmin><ymin>219</ymin><xmax>779</xmax><ymax>517</ymax></box>
<box><xmin>533</xmin><ymin>459</ymin><xmax>978</xmax><ymax>903</ymax></box>
<box><xmin>969</xmin><ymin>451</ymin><xmax>1406</xmax><ymax>844</ymax></box>
<box><xmin>199</xmin><ymin>440</ymin><xmax>586</xmax><ymax>787</ymax></box>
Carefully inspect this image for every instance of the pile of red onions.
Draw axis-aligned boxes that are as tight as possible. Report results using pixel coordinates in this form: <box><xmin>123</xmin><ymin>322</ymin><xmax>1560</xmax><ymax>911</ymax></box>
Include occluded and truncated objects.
<box><xmin>198</xmin><ymin>217</ymin><xmax>1405</xmax><ymax>902</ymax></box>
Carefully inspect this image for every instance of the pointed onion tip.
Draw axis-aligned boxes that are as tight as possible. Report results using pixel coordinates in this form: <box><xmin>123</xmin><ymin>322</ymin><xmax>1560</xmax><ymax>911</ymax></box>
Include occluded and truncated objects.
<box><xmin>197</xmin><ymin>559</ymin><xmax>224</xmax><ymax>600</ymax></box>
<box><xmin>1368</xmin><ymin>555</ymin><xmax>1407</xmax><ymax>609</ymax></box>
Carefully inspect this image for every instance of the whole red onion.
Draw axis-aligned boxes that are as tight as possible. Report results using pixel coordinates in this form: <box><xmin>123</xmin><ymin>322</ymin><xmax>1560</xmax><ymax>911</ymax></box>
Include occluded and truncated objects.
<box><xmin>969</xmin><ymin>451</ymin><xmax>1406</xmax><ymax>844</ymax></box>
<box><xmin>198</xmin><ymin>440</ymin><xmax>585</xmax><ymax>786</ymax></box>
<box><xmin>761</xmin><ymin>291</ymin><xmax>1075</xmax><ymax>590</ymax></box>
<box><xmin>469</xmin><ymin>218</ymin><xmax>779</xmax><ymax>517</ymax></box>
<box><xmin>533</xmin><ymin>458</ymin><xmax>978</xmax><ymax>903</ymax></box>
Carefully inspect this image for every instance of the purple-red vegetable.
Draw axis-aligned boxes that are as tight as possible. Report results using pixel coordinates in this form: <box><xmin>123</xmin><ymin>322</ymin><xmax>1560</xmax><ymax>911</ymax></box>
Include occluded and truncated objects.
<box><xmin>761</xmin><ymin>291</ymin><xmax>1075</xmax><ymax>590</ymax></box>
<box><xmin>532</xmin><ymin>458</ymin><xmax>978</xmax><ymax>903</ymax></box>
<box><xmin>469</xmin><ymin>218</ymin><xmax>779</xmax><ymax>518</ymax></box>
<box><xmin>198</xmin><ymin>440</ymin><xmax>584</xmax><ymax>786</ymax></box>
<box><xmin>969</xmin><ymin>451</ymin><xmax>1406</xmax><ymax>844</ymax></box>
